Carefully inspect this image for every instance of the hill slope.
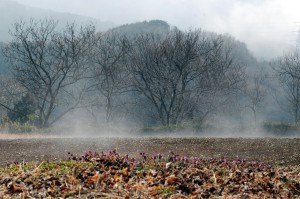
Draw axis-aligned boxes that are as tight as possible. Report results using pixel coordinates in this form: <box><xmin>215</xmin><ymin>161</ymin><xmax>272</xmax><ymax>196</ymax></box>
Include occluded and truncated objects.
<box><xmin>109</xmin><ymin>20</ymin><xmax>171</xmax><ymax>37</ymax></box>
<box><xmin>0</xmin><ymin>42</ymin><xmax>10</xmax><ymax>73</ymax></box>
<box><xmin>0</xmin><ymin>0</ymin><xmax>116</xmax><ymax>42</ymax></box>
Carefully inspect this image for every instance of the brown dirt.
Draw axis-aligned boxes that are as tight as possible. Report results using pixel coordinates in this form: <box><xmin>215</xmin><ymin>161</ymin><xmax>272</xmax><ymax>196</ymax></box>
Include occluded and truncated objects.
<box><xmin>0</xmin><ymin>136</ymin><xmax>300</xmax><ymax>166</ymax></box>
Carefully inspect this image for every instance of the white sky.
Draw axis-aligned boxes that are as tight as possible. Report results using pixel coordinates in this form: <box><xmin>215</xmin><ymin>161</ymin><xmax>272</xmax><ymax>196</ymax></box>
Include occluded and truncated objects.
<box><xmin>13</xmin><ymin>0</ymin><xmax>300</xmax><ymax>60</ymax></box>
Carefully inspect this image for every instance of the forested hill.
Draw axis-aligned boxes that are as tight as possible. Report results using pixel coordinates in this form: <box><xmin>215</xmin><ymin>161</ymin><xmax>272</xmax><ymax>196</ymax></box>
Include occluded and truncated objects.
<box><xmin>110</xmin><ymin>20</ymin><xmax>257</xmax><ymax>71</ymax></box>
<box><xmin>108</xmin><ymin>20</ymin><xmax>171</xmax><ymax>36</ymax></box>
<box><xmin>0</xmin><ymin>42</ymin><xmax>9</xmax><ymax>74</ymax></box>
<box><xmin>0</xmin><ymin>0</ymin><xmax>116</xmax><ymax>42</ymax></box>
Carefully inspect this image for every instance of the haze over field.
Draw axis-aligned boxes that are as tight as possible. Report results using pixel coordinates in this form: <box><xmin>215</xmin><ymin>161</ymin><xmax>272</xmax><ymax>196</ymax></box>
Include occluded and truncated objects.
<box><xmin>1</xmin><ymin>0</ymin><xmax>300</xmax><ymax>137</ymax></box>
<box><xmin>5</xmin><ymin>0</ymin><xmax>300</xmax><ymax>60</ymax></box>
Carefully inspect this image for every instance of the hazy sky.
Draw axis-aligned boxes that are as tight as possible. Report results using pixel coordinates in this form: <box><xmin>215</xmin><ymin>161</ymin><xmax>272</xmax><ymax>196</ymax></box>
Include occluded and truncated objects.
<box><xmin>13</xmin><ymin>0</ymin><xmax>300</xmax><ymax>60</ymax></box>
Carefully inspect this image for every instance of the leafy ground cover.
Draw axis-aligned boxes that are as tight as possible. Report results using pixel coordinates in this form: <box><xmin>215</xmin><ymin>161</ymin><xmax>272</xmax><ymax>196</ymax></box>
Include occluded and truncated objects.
<box><xmin>1</xmin><ymin>149</ymin><xmax>300</xmax><ymax>198</ymax></box>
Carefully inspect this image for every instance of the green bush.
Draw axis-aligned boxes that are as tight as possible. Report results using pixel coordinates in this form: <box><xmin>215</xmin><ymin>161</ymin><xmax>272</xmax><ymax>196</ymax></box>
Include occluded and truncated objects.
<box><xmin>7</xmin><ymin>93</ymin><xmax>37</xmax><ymax>124</ymax></box>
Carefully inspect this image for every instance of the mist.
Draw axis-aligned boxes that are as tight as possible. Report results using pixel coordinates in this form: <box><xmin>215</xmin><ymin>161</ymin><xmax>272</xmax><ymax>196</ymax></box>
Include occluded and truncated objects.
<box><xmin>0</xmin><ymin>1</ymin><xmax>300</xmax><ymax>138</ymax></box>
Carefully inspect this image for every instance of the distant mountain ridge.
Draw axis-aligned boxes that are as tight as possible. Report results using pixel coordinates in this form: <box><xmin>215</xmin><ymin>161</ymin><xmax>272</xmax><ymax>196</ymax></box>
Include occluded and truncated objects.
<box><xmin>0</xmin><ymin>0</ymin><xmax>116</xmax><ymax>42</ymax></box>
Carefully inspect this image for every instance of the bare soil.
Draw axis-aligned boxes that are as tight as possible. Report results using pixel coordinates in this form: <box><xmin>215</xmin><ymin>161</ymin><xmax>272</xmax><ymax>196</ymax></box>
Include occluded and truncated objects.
<box><xmin>0</xmin><ymin>136</ymin><xmax>300</xmax><ymax>166</ymax></box>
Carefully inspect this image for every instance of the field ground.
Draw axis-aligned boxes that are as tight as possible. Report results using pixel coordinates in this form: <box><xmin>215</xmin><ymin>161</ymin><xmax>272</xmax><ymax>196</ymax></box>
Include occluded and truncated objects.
<box><xmin>1</xmin><ymin>136</ymin><xmax>300</xmax><ymax>198</ymax></box>
<box><xmin>0</xmin><ymin>136</ymin><xmax>300</xmax><ymax>166</ymax></box>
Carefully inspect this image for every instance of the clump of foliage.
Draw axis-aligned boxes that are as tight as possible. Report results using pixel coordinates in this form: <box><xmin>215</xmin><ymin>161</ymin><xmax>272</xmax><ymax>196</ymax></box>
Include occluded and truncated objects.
<box><xmin>1</xmin><ymin>150</ymin><xmax>300</xmax><ymax>198</ymax></box>
<box><xmin>7</xmin><ymin>93</ymin><xmax>37</xmax><ymax>124</ymax></box>
<box><xmin>0</xmin><ymin>93</ymin><xmax>38</xmax><ymax>133</ymax></box>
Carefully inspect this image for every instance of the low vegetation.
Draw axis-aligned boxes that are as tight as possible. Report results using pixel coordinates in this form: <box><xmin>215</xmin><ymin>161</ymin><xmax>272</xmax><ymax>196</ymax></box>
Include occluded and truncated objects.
<box><xmin>1</xmin><ymin>150</ymin><xmax>300</xmax><ymax>198</ymax></box>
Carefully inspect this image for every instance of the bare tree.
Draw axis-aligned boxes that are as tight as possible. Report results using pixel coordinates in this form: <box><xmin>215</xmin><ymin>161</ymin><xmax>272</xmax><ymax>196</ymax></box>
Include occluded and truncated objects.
<box><xmin>244</xmin><ymin>71</ymin><xmax>267</xmax><ymax>125</ymax></box>
<box><xmin>274</xmin><ymin>50</ymin><xmax>300</xmax><ymax>124</ymax></box>
<box><xmin>129</xmin><ymin>30</ymin><xmax>244</xmax><ymax>126</ymax></box>
<box><xmin>3</xmin><ymin>19</ymin><xmax>95</xmax><ymax>127</ymax></box>
<box><xmin>86</xmin><ymin>32</ymin><xmax>131</xmax><ymax>124</ymax></box>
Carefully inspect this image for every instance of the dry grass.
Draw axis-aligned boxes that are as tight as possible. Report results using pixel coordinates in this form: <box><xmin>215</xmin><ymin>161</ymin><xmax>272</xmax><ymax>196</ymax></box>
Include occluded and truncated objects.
<box><xmin>1</xmin><ymin>149</ymin><xmax>300</xmax><ymax>198</ymax></box>
<box><xmin>1</xmin><ymin>136</ymin><xmax>300</xmax><ymax>197</ymax></box>
<box><xmin>0</xmin><ymin>133</ymin><xmax>59</xmax><ymax>139</ymax></box>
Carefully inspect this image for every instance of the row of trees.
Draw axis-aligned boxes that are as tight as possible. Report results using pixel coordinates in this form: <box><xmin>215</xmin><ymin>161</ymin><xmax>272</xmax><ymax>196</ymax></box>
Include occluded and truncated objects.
<box><xmin>2</xmin><ymin>18</ymin><xmax>300</xmax><ymax>130</ymax></box>
<box><xmin>1</xmin><ymin>19</ymin><xmax>248</xmax><ymax>128</ymax></box>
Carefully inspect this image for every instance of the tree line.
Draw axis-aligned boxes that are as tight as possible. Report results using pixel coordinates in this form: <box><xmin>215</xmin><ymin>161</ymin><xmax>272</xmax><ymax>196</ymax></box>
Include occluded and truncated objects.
<box><xmin>1</xmin><ymin>18</ymin><xmax>299</xmax><ymax>131</ymax></box>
